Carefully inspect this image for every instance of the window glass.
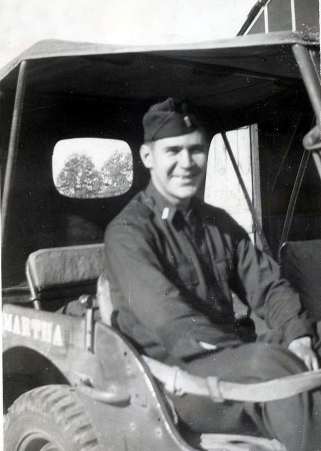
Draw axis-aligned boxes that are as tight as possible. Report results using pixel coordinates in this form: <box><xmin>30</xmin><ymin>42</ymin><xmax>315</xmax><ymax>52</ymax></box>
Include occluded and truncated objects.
<box><xmin>267</xmin><ymin>0</ymin><xmax>292</xmax><ymax>32</ymax></box>
<box><xmin>52</xmin><ymin>138</ymin><xmax>133</xmax><ymax>198</ymax></box>
<box><xmin>205</xmin><ymin>127</ymin><xmax>254</xmax><ymax>238</ymax></box>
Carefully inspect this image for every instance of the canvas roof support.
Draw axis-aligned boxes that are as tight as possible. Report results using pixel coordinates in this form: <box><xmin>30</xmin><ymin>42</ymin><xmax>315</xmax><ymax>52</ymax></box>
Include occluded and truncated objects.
<box><xmin>1</xmin><ymin>60</ymin><xmax>27</xmax><ymax>241</ymax></box>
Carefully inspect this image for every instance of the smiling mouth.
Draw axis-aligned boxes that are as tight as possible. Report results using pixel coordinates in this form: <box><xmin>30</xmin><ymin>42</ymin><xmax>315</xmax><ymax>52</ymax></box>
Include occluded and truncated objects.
<box><xmin>174</xmin><ymin>173</ymin><xmax>200</xmax><ymax>181</ymax></box>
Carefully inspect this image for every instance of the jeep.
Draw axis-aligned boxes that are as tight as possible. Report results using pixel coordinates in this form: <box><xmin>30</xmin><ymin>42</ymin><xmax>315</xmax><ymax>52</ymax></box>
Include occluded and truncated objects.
<box><xmin>1</xmin><ymin>31</ymin><xmax>321</xmax><ymax>450</ymax></box>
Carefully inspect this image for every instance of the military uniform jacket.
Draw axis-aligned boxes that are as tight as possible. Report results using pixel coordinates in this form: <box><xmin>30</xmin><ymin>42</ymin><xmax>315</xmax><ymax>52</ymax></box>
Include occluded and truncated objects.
<box><xmin>104</xmin><ymin>182</ymin><xmax>313</xmax><ymax>362</ymax></box>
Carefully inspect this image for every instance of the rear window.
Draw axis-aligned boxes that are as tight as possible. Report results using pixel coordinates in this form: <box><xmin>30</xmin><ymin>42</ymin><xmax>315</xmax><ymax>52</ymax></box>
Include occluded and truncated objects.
<box><xmin>52</xmin><ymin>138</ymin><xmax>133</xmax><ymax>198</ymax></box>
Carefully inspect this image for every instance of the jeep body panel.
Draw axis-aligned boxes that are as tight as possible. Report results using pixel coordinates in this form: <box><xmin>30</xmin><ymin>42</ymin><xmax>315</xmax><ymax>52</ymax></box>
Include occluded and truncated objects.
<box><xmin>3</xmin><ymin>305</ymin><xmax>199</xmax><ymax>450</ymax></box>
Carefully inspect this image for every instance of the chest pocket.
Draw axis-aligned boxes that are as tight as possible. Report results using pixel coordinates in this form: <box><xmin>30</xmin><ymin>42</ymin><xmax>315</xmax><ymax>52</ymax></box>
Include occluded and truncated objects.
<box><xmin>178</xmin><ymin>259</ymin><xmax>199</xmax><ymax>288</ymax></box>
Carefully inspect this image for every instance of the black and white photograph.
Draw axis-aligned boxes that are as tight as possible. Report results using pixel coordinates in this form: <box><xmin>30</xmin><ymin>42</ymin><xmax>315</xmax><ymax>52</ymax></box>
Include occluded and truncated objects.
<box><xmin>1</xmin><ymin>1</ymin><xmax>321</xmax><ymax>450</ymax></box>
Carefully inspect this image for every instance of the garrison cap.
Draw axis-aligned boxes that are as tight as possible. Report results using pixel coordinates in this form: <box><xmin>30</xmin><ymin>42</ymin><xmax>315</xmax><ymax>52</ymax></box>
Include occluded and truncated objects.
<box><xmin>143</xmin><ymin>98</ymin><xmax>200</xmax><ymax>142</ymax></box>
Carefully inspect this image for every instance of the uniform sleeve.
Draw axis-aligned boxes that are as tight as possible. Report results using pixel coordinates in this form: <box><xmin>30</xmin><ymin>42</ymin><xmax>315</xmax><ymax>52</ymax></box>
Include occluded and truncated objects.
<box><xmin>104</xmin><ymin>221</ymin><xmax>222</xmax><ymax>359</ymax></box>
<box><xmin>234</xmin><ymin>237</ymin><xmax>314</xmax><ymax>346</ymax></box>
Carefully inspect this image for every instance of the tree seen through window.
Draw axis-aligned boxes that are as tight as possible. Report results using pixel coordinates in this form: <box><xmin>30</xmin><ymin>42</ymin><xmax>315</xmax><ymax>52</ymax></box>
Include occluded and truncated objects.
<box><xmin>54</xmin><ymin>143</ymin><xmax>133</xmax><ymax>198</ymax></box>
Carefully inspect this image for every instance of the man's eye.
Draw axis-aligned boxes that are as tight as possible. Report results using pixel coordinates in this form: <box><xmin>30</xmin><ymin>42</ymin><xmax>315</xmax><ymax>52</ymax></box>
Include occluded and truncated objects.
<box><xmin>190</xmin><ymin>146</ymin><xmax>205</xmax><ymax>154</ymax></box>
<box><xmin>166</xmin><ymin>147</ymin><xmax>180</xmax><ymax>154</ymax></box>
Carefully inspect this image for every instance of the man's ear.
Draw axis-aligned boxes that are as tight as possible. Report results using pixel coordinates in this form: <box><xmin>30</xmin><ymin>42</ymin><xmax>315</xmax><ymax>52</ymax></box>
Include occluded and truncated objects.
<box><xmin>140</xmin><ymin>144</ymin><xmax>153</xmax><ymax>169</ymax></box>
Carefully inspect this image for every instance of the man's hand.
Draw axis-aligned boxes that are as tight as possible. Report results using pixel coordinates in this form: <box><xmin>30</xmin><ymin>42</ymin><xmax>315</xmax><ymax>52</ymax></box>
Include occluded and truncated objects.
<box><xmin>288</xmin><ymin>336</ymin><xmax>319</xmax><ymax>371</ymax></box>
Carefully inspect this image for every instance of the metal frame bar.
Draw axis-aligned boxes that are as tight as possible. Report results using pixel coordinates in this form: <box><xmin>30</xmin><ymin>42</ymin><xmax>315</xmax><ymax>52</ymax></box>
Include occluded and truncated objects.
<box><xmin>1</xmin><ymin>60</ymin><xmax>28</xmax><ymax>240</ymax></box>
<box><xmin>264</xmin><ymin>3</ymin><xmax>269</xmax><ymax>32</ymax></box>
<box><xmin>291</xmin><ymin>0</ymin><xmax>296</xmax><ymax>31</ymax></box>
<box><xmin>310</xmin><ymin>50</ymin><xmax>320</xmax><ymax>82</ymax></box>
<box><xmin>292</xmin><ymin>44</ymin><xmax>321</xmax><ymax>126</ymax></box>
<box><xmin>250</xmin><ymin>124</ymin><xmax>262</xmax><ymax>247</ymax></box>
<box><xmin>25</xmin><ymin>262</ymin><xmax>41</xmax><ymax>310</ymax></box>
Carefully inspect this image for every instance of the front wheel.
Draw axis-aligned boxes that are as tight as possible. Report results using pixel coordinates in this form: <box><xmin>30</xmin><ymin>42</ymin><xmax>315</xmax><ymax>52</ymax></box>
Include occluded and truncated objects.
<box><xmin>4</xmin><ymin>385</ymin><xmax>102</xmax><ymax>451</ymax></box>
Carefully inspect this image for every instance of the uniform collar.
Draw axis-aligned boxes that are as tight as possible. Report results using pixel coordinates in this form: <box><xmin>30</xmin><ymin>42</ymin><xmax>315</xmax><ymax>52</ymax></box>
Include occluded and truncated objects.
<box><xmin>145</xmin><ymin>181</ymin><xmax>196</xmax><ymax>225</ymax></box>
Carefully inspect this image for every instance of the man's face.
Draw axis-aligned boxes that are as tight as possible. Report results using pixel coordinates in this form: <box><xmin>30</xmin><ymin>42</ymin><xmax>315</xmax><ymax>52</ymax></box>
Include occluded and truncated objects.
<box><xmin>140</xmin><ymin>130</ymin><xmax>208</xmax><ymax>207</ymax></box>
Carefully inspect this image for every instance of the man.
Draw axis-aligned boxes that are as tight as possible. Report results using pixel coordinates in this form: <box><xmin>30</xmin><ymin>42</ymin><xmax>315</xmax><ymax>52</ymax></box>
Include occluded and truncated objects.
<box><xmin>104</xmin><ymin>98</ymin><xmax>321</xmax><ymax>450</ymax></box>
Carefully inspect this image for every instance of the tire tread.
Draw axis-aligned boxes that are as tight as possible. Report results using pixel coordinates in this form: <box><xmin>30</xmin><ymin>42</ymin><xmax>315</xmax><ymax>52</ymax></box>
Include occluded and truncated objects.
<box><xmin>5</xmin><ymin>385</ymin><xmax>101</xmax><ymax>451</ymax></box>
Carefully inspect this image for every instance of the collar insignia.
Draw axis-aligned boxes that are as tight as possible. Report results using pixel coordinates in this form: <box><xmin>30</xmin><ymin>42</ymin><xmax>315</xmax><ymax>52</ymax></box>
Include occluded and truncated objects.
<box><xmin>183</xmin><ymin>115</ymin><xmax>192</xmax><ymax>128</ymax></box>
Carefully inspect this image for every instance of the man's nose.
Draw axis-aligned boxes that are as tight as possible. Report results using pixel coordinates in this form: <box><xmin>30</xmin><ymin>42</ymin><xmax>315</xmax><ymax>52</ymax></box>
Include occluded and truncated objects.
<box><xmin>179</xmin><ymin>148</ymin><xmax>193</xmax><ymax>167</ymax></box>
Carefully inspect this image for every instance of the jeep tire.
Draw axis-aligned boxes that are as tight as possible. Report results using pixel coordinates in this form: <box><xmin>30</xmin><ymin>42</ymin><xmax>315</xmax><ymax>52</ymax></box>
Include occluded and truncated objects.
<box><xmin>4</xmin><ymin>384</ymin><xmax>101</xmax><ymax>451</ymax></box>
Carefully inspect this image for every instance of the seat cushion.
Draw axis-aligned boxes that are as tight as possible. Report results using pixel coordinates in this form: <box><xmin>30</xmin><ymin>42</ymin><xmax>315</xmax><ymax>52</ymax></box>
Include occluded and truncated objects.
<box><xmin>26</xmin><ymin>243</ymin><xmax>105</xmax><ymax>302</ymax></box>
